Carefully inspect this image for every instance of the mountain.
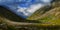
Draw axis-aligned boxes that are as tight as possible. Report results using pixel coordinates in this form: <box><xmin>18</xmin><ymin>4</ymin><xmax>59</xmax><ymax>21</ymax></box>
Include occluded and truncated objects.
<box><xmin>0</xmin><ymin>0</ymin><xmax>60</xmax><ymax>30</ymax></box>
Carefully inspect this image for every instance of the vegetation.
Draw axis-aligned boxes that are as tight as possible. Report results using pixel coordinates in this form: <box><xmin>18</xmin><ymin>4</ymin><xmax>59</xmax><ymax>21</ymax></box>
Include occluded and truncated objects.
<box><xmin>0</xmin><ymin>0</ymin><xmax>60</xmax><ymax>30</ymax></box>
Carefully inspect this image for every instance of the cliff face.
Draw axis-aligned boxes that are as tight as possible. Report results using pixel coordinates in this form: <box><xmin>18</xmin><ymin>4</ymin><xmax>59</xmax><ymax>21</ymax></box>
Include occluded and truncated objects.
<box><xmin>0</xmin><ymin>0</ymin><xmax>60</xmax><ymax>30</ymax></box>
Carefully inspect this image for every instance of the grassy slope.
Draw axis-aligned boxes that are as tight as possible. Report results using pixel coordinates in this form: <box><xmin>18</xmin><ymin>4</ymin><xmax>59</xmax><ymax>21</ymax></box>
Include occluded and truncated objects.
<box><xmin>27</xmin><ymin>0</ymin><xmax>60</xmax><ymax>25</ymax></box>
